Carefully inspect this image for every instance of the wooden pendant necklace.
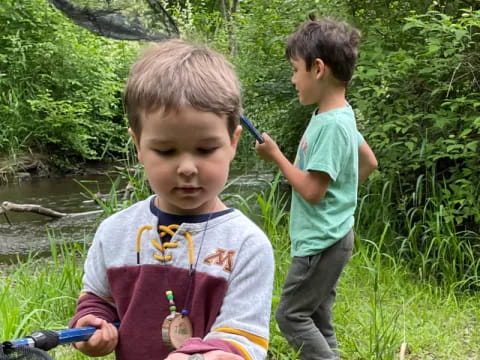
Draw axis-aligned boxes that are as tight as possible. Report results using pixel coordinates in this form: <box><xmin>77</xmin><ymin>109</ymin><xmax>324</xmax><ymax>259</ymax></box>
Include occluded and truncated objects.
<box><xmin>161</xmin><ymin>289</ymin><xmax>194</xmax><ymax>349</ymax></box>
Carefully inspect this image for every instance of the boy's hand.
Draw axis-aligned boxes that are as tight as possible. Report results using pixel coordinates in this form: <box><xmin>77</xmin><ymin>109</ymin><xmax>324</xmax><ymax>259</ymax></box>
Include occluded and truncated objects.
<box><xmin>73</xmin><ymin>315</ymin><xmax>118</xmax><ymax>357</ymax></box>
<box><xmin>165</xmin><ymin>350</ymin><xmax>244</xmax><ymax>359</ymax></box>
<box><xmin>254</xmin><ymin>132</ymin><xmax>281</xmax><ymax>163</ymax></box>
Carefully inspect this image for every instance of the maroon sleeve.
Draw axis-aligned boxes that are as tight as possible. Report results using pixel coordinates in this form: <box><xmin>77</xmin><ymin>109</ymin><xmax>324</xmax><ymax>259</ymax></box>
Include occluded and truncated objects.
<box><xmin>174</xmin><ymin>337</ymin><xmax>243</xmax><ymax>357</ymax></box>
<box><xmin>69</xmin><ymin>292</ymin><xmax>119</xmax><ymax>328</ymax></box>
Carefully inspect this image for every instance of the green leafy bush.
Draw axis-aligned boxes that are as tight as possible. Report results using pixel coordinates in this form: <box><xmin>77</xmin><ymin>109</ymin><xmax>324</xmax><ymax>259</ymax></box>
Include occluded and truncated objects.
<box><xmin>352</xmin><ymin>9</ymin><xmax>480</xmax><ymax>227</ymax></box>
<box><xmin>351</xmin><ymin>8</ymin><xmax>480</xmax><ymax>287</ymax></box>
<box><xmin>0</xmin><ymin>0</ymin><xmax>137</xmax><ymax>170</ymax></box>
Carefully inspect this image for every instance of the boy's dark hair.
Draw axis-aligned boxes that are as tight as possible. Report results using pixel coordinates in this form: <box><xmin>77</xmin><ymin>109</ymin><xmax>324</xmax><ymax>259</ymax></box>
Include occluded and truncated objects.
<box><xmin>286</xmin><ymin>18</ymin><xmax>361</xmax><ymax>83</ymax></box>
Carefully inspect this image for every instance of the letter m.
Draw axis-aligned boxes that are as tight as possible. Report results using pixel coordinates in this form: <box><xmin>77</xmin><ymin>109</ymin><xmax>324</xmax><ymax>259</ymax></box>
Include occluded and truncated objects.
<box><xmin>204</xmin><ymin>249</ymin><xmax>236</xmax><ymax>272</ymax></box>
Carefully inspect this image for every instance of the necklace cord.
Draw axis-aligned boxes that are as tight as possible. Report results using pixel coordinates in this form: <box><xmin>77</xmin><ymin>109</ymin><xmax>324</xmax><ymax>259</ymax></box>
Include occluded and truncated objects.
<box><xmin>182</xmin><ymin>212</ymin><xmax>212</xmax><ymax>316</ymax></box>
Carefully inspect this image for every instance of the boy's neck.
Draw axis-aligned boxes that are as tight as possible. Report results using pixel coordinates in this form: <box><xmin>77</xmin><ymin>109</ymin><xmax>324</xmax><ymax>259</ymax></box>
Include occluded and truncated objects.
<box><xmin>316</xmin><ymin>86</ymin><xmax>347</xmax><ymax>114</ymax></box>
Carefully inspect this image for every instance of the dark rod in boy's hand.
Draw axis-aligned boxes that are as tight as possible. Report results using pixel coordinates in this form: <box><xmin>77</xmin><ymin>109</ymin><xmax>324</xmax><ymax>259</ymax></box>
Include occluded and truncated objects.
<box><xmin>240</xmin><ymin>115</ymin><xmax>264</xmax><ymax>144</ymax></box>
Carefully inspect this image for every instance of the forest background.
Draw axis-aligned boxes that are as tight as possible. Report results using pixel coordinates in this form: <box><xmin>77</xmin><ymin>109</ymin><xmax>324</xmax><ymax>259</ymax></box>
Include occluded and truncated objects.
<box><xmin>0</xmin><ymin>0</ymin><xmax>479</xmax><ymax>359</ymax></box>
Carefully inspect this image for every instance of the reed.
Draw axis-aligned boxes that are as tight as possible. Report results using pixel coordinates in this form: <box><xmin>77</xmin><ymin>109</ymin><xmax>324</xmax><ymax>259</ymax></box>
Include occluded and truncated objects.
<box><xmin>357</xmin><ymin>173</ymin><xmax>480</xmax><ymax>291</ymax></box>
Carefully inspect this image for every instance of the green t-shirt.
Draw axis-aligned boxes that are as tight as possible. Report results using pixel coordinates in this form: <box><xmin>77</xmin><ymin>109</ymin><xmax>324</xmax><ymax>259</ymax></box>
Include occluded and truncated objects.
<box><xmin>289</xmin><ymin>106</ymin><xmax>361</xmax><ymax>256</ymax></box>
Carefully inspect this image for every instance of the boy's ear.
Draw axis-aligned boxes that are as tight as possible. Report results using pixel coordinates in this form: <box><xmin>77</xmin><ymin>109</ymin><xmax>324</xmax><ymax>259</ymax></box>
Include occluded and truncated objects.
<box><xmin>230</xmin><ymin>125</ymin><xmax>242</xmax><ymax>157</ymax></box>
<box><xmin>128</xmin><ymin>128</ymin><xmax>142</xmax><ymax>162</ymax></box>
<box><xmin>313</xmin><ymin>58</ymin><xmax>326</xmax><ymax>79</ymax></box>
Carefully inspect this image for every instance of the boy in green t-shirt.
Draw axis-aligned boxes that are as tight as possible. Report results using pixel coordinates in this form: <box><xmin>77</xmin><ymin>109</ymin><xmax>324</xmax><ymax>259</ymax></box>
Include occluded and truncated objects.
<box><xmin>255</xmin><ymin>18</ymin><xmax>378</xmax><ymax>360</ymax></box>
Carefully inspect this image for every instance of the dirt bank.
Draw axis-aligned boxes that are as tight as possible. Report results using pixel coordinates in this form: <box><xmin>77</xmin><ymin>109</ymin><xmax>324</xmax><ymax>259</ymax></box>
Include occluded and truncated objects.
<box><xmin>0</xmin><ymin>152</ymin><xmax>116</xmax><ymax>184</ymax></box>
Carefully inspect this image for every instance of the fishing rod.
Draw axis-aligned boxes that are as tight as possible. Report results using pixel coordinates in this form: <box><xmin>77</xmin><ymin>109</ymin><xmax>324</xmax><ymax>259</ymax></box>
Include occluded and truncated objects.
<box><xmin>1</xmin><ymin>323</ymin><xmax>119</xmax><ymax>360</ymax></box>
<box><xmin>240</xmin><ymin>115</ymin><xmax>264</xmax><ymax>144</ymax></box>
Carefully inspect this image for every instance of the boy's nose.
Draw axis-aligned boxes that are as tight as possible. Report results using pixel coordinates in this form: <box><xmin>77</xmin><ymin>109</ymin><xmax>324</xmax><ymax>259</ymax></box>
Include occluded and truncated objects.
<box><xmin>177</xmin><ymin>155</ymin><xmax>198</xmax><ymax>177</ymax></box>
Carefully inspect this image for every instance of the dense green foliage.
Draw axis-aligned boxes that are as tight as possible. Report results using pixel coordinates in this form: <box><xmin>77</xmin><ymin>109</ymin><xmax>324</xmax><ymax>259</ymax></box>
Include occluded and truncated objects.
<box><xmin>351</xmin><ymin>6</ymin><xmax>480</xmax><ymax>228</ymax></box>
<box><xmin>0</xmin><ymin>0</ymin><xmax>137</xmax><ymax>170</ymax></box>
<box><xmin>350</xmin><ymin>7</ymin><xmax>480</xmax><ymax>288</ymax></box>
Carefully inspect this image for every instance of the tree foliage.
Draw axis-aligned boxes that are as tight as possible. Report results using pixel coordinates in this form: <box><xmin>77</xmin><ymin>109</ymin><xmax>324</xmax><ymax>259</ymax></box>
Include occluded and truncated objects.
<box><xmin>350</xmin><ymin>8</ymin><xmax>480</xmax><ymax>227</ymax></box>
<box><xmin>0</xmin><ymin>0</ymin><xmax>137</xmax><ymax>170</ymax></box>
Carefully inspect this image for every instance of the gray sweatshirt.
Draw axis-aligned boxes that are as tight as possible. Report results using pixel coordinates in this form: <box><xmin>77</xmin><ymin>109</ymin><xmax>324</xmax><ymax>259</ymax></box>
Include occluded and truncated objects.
<box><xmin>70</xmin><ymin>196</ymin><xmax>274</xmax><ymax>360</ymax></box>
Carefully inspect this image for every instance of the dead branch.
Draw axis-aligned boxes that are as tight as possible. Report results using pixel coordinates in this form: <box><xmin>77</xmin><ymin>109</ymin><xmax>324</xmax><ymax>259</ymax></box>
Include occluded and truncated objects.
<box><xmin>1</xmin><ymin>201</ymin><xmax>103</xmax><ymax>220</ymax></box>
<box><xmin>1</xmin><ymin>209</ymin><xmax>12</xmax><ymax>225</ymax></box>
<box><xmin>2</xmin><ymin>201</ymin><xmax>67</xmax><ymax>218</ymax></box>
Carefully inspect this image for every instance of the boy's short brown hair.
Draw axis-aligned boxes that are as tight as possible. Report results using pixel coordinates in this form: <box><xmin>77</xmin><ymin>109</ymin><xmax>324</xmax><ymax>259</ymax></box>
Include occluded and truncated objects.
<box><xmin>286</xmin><ymin>18</ymin><xmax>361</xmax><ymax>83</ymax></box>
<box><xmin>124</xmin><ymin>39</ymin><xmax>242</xmax><ymax>138</ymax></box>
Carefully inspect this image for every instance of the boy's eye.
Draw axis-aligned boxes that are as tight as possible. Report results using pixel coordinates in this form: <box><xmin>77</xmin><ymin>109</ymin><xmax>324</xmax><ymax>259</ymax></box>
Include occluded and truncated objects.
<box><xmin>197</xmin><ymin>147</ymin><xmax>218</xmax><ymax>154</ymax></box>
<box><xmin>154</xmin><ymin>149</ymin><xmax>175</xmax><ymax>156</ymax></box>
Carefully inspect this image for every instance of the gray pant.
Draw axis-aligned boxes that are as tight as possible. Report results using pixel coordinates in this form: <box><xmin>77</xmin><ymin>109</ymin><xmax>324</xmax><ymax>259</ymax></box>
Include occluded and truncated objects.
<box><xmin>275</xmin><ymin>230</ymin><xmax>354</xmax><ymax>360</ymax></box>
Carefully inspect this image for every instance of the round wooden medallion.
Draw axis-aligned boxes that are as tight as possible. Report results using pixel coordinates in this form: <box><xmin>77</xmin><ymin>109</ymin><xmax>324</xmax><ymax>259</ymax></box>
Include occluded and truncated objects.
<box><xmin>169</xmin><ymin>313</ymin><xmax>193</xmax><ymax>348</ymax></box>
<box><xmin>162</xmin><ymin>313</ymin><xmax>193</xmax><ymax>349</ymax></box>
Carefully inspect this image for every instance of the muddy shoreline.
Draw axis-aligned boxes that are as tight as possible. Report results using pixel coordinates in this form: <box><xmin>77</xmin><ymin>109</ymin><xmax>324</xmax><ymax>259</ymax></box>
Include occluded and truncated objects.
<box><xmin>0</xmin><ymin>153</ymin><xmax>118</xmax><ymax>185</ymax></box>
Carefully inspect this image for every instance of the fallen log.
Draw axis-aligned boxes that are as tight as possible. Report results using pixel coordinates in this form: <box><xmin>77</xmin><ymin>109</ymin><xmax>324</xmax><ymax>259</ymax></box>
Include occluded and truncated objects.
<box><xmin>1</xmin><ymin>201</ymin><xmax>103</xmax><ymax>219</ymax></box>
<box><xmin>2</xmin><ymin>201</ymin><xmax>67</xmax><ymax>218</ymax></box>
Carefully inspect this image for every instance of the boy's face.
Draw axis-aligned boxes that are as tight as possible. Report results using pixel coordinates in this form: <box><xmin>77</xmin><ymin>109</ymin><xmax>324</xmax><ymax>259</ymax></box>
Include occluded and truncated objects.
<box><xmin>129</xmin><ymin>106</ymin><xmax>241</xmax><ymax>215</ymax></box>
<box><xmin>290</xmin><ymin>57</ymin><xmax>323</xmax><ymax>106</ymax></box>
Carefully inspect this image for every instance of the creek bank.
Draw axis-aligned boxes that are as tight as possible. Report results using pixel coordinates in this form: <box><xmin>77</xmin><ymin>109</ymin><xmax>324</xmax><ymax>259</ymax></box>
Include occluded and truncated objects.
<box><xmin>0</xmin><ymin>152</ymin><xmax>121</xmax><ymax>185</ymax></box>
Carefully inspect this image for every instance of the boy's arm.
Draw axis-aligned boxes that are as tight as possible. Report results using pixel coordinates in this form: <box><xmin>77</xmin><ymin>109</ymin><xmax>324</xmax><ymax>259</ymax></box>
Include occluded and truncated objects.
<box><xmin>69</xmin><ymin>223</ymin><xmax>120</xmax><ymax>356</ymax></box>
<box><xmin>358</xmin><ymin>140</ymin><xmax>378</xmax><ymax>184</ymax></box>
<box><xmin>255</xmin><ymin>132</ymin><xmax>329</xmax><ymax>204</ymax></box>
<box><xmin>70</xmin><ymin>223</ymin><xmax>119</xmax><ymax>327</ymax></box>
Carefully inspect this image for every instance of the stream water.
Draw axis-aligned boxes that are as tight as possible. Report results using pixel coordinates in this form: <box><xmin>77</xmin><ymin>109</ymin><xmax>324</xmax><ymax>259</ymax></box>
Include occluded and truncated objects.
<box><xmin>0</xmin><ymin>170</ymin><xmax>272</xmax><ymax>262</ymax></box>
<box><xmin>0</xmin><ymin>174</ymin><xmax>117</xmax><ymax>261</ymax></box>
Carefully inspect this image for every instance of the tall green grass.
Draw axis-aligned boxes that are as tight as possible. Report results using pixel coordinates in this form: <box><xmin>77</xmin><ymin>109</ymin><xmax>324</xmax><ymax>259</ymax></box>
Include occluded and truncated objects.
<box><xmin>242</xmin><ymin>176</ymin><xmax>480</xmax><ymax>359</ymax></box>
<box><xmin>356</xmin><ymin>173</ymin><xmax>480</xmax><ymax>291</ymax></box>
<box><xmin>0</xmin><ymin>173</ymin><xmax>479</xmax><ymax>359</ymax></box>
<box><xmin>1</xmin><ymin>231</ymin><xmax>478</xmax><ymax>359</ymax></box>
<box><xmin>0</xmin><ymin>236</ymin><xmax>95</xmax><ymax>359</ymax></box>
